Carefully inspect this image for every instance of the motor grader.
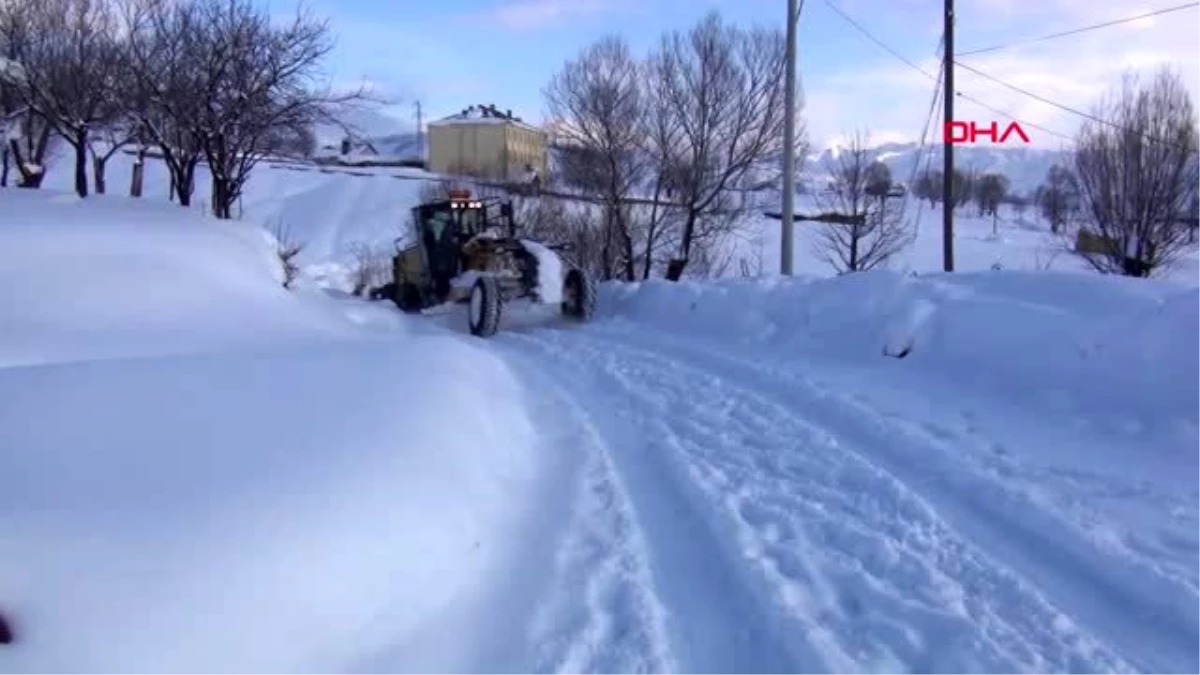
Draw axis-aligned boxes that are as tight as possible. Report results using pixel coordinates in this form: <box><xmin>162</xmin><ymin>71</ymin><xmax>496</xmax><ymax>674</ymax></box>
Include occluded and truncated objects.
<box><xmin>369</xmin><ymin>188</ymin><xmax>596</xmax><ymax>337</ymax></box>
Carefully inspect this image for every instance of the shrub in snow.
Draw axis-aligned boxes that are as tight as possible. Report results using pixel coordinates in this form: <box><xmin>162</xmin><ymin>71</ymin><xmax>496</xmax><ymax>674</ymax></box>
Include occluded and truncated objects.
<box><xmin>267</xmin><ymin>219</ymin><xmax>306</xmax><ymax>289</ymax></box>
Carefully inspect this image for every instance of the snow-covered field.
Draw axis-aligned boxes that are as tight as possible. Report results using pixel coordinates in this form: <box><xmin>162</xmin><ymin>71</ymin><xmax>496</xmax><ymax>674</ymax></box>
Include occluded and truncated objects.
<box><xmin>2</xmin><ymin>158</ymin><xmax>1197</xmax><ymax>672</ymax></box>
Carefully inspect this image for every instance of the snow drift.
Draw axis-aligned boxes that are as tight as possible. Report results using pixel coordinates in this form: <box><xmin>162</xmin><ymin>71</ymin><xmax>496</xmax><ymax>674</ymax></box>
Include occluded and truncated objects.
<box><xmin>0</xmin><ymin>189</ymin><xmax>373</xmax><ymax>367</ymax></box>
<box><xmin>0</xmin><ymin>188</ymin><xmax>543</xmax><ymax>672</ymax></box>
<box><xmin>600</xmin><ymin>269</ymin><xmax>1199</xmax><ymax>427</ymax></box>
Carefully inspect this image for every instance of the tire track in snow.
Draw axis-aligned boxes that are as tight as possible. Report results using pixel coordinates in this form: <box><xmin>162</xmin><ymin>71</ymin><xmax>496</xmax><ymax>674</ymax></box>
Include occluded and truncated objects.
<box><xmin>498</xmin><ymin>333</ymin><xmax>840</xmax><ymax>673</ymax></box>
<box><xmin>508</xmin><ymin>325</ymin><xmax>1134</xmax><ymax>673</ymax></box>
<box><xmin>573</xmin><ymin>320</ymin><xmax>1189</xmax><ymax>673</ymax></box>
<box><xmin>494</xmin><ymin>346</ymin><xmax>677</xmax><ymax>674</ymax></box>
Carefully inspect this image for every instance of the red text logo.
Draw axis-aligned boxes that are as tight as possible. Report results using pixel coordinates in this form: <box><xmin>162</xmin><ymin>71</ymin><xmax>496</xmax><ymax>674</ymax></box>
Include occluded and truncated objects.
<box><xmin>944</xmin><ymin>121</ymin><xmax>1031</xmax><ymax>145</ymax></box>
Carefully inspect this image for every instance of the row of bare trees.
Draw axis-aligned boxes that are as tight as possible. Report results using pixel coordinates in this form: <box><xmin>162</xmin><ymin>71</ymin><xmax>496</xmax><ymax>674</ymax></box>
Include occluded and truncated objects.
<box><xmin>0</xmin><ymin>0</ymin><xmax>356</xmax><ymax>217</ymax></box>
<box><xmin>999</xmin><ymin>70</ymin><xmax>1199</xmax><ymax>277</ymax></box>
<box><xmin>541</xmin><ymin>12</ymin><xmax>806</xmax><ymax>281</ymax></box>
<box><xmin>916</xmin><ymin>68</ymin><xmax>1198</xmax><ymax>278</ymax></box>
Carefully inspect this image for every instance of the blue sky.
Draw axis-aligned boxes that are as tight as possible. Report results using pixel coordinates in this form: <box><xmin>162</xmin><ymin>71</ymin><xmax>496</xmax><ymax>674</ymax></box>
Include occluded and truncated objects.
<box><xmin>274</xmin><ymin>0</ymin><xmax>1199</xmax><ymax>149</ymax></box>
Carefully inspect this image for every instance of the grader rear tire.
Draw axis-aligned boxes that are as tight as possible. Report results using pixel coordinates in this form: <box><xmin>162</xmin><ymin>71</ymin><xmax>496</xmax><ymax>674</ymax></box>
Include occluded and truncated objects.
<box><xmin>562</xmin><ymin>268</ymin><xmax>596</xmax><ymax>321</ymax></box>
<box><xmin>468</xmin><ymin>276</ymin><xmax>502</xmax><ymax>337</ymax></box>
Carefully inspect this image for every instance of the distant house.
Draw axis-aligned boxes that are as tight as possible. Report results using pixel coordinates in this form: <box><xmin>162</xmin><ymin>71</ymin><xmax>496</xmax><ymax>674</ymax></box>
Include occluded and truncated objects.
<box><xmin>427</xmin><ymin>104</ymin><xmax>547</xmax><ymax>183</ymax></box>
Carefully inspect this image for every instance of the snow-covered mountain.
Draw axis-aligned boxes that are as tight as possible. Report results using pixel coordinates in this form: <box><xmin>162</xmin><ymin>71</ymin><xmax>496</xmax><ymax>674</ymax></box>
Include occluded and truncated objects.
<box><xmin>804</xmin><ymin>142</ymin><xmax>1067</xmax><ymax>196</ymax></box>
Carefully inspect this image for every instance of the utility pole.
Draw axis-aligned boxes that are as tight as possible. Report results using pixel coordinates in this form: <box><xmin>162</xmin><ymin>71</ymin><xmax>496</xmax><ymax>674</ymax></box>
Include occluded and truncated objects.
<box><xmin>415</xmin><ymin>100</ymin><xmax>423</xmax><ymax>158</ymax></box>
<box><xmin>781</xmin><ymin>0</ymin><xmax>798</xmax><ymax>275</ymax></box>
<box><xmin>942</xmin><ymin>0</ymin><xmax>955</xmax><ymax>271</ymax></box>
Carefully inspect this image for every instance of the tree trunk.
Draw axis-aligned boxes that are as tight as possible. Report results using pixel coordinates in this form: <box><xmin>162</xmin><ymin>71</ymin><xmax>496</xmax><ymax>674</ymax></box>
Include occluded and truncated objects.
<box><xmin>641</xmin><ymin>181</ymin><xmax>665</xmax><ymax>280</ymax></box>
<box><xmin>74</xmin><ymin>130</ymin><xmax>89</xmax><ymax>198</ymax></box>
<box><xmin>130</xmin><ymin>157</ymin><xmax>144</xmax><ymax>197</ymax></box>
<box><xmin>9</xmin><ymin>138</ymin><xmax>44</xmax><ymax>188</ymax></box>
<box><xmin>93</xmin><ymin>155</ymin><xmax>107</xmax><ymax>195</ymax></box>
<box><xmin>615</xmin><ymin>206</ymin><xmax>635</xmax><ymax>281</ymax></box>
<box><xmin>1</xmin><ymin>147</ymin><xmax>8</xmax><ymax>187</ymax></box>
<box><xmin>173</xmin><ymin>161</ymin><xmax>196</xmax><ymax>207</ymax></box>
<box><xmin>212</xmin><ymin>178</ymin><xmax>233</xmax><ymax>219</ymax></box>
<box><xmin>849</xmin><ymin>230</ymin><xmax>859</xmax><ymax>271</ymax></box>
<box><xmin>666</xmin><ymin>210</ymin><xmax>699</xmax><ymax>281</ymax></box>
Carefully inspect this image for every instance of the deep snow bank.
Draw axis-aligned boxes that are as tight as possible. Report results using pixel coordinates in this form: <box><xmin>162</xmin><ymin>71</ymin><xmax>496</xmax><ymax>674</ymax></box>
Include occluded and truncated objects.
<box><xmin>0</xmin><ymin>188</ymin><xmax>543</xmax><ymax>671</ymax></box>
<box><xmin>0</xmin><ymin>339</ymin><xmax>541</xmax><ymax>672</ymax></box>
<box><xmin>0</xmin><ymin>189</ymin><xmax>390</xmax><ymax>367</ymax></box>
<box><xmin>601</xmin><ymin>269</ymin><xmax>1199</xmax><ymax>426</ymax></box>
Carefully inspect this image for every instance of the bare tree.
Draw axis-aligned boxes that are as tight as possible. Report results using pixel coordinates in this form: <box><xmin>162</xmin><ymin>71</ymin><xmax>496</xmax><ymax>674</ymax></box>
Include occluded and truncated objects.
<box><xmin>973</xmin><ymin>173</ymin><xmax>1009</xmax><ymax>216</ymax></box>
<box><xmin>812</xmin><ymin>130</ymin><xmax>909</xmax><ymax>273</ymax></box>
<box><xmin>864</xmin><ymin>160</ymin><xmax>892</xmax><ymax>205</ymax></box>
<box><xmin>1035</xmin><ymin>164</ymin><xmax>1079</xmax><ymax>234</ymax></box>
<box><xmin>0</xmin><ymin>56</ymin><xmax>20</xmax><ymax>185</ymax></box>
<box><xmin>86</xmin><ymin>117</ymin><xmax>135</xmax><ymax>195</ymax></box>
<box><xmin>1007</xmin><ymin>193</ymin><xmax>1029</xmax><ymax>220</ymax></box>
<box><xmin>0</xmin><ymin>8</ymin><xmax>57</xmax><ymax>188</ymax></box>
<box><xmin>973</xmin><ymin>172</ymin><xmax>1010</xmax><ymax>234</ymax></box>
<box><xmin>544</xmin><ymin>35</ymin><xmax>646</xmax><ymax>280</ymax></box>
<box><xmin>912</xmin><ymin>169</ymin><xmax>943</xmax><ymax>207</ymax></box>
<box><xmin>647</xmin><ymin>12</ymin><xmax>806</xmax><ymax>280</ymax></box>
<box><xmin>268</xmin><ymin>218</ymin><xmax>305</xmax><ymax>289</ymax></box>
<box><xmin>635</xmin><ymin>60</ymin><xmax>686</xmax><ymax>278</ymax></box>
<box><xmin>1069</xmin><ymin>68</ymin><xmax>1199</xmax><ymax>277</ymax></box>
<box><xmin>952</xmin><ymin>167</ymin><xmax>974</xmax><ymax>209</ymax></box>
<box><xmin>122</xmin><ymin>0</ymin><xmax>207</xmax><ymax>206</ymax></box>
<box><xmin>1</xmin><ymin>0</ymin><xmax>125</xmax><ymax>197</ymax></box>
<box><xmin>190</xmin><ymin>0</ymin><xmax>367</xmax><ymax>219</ymax></box>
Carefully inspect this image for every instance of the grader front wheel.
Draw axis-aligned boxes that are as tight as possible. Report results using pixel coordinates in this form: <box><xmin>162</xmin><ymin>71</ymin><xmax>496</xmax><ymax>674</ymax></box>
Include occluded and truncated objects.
<box><xmin>468</xmin><ymin>276</ymin><xmax>503</xmax><ymax>337</ymax></box>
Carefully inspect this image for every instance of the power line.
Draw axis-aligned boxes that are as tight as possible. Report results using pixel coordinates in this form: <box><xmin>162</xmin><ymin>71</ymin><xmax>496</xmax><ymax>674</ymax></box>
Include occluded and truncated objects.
<box><xmin>822</xmin><ymin>0</ymin><xmax>1077</xmax><ymax>144</ymax></box>
<box><xmin>820</xmin><ymin>0</ymin><xmax>936</xmax><ymax>79</ymax></box>
<box><xmin>953</xmin><ymin>59</ymin><xmax>1199</xmax><ymax>154</ymax></box>
<box><xmin>953</xmin><ymin>61</ymin><xmax>1108</xmax><ymax>127</ymax></box>
<box><xmin>953</xmin><ymin>89</ymin><xmax>1076</xmax><ymax>144</ymax></box>
<box><xmin>902</xmin><ymin>49</ymin><xmax>945</xmax><ymax>261</ymax></box>
<box><xmin>823</xmin><ymin>0</ymin><xmax>1200</xmax><ymax>152</ymax></box>
<box><xmin>959</xmin><ymin>2</ymin><xmax>1200</xmax><ymax>56</ymax></box>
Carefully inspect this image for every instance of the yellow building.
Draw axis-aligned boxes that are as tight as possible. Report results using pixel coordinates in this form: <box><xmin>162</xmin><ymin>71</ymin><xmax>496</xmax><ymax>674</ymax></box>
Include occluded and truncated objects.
<box><xmin>427</xmin><ymin>104</ymin><xmax>548</xmax><ymax>183</ymax></box>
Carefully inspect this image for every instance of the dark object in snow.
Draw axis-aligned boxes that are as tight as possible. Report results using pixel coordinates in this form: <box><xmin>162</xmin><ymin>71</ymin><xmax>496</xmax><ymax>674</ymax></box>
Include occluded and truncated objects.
<box><xmin>0</xmin><ymin>610</ymin><xmax>13</xmax><ymax>644</ymax></box>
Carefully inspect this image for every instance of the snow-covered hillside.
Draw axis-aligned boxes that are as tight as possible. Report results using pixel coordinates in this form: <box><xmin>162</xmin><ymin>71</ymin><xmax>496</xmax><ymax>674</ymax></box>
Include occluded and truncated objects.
<box><xmin>0</xmin><ymin>184</ymin><xmax>1195</xmax><ymax>672</ymax></box>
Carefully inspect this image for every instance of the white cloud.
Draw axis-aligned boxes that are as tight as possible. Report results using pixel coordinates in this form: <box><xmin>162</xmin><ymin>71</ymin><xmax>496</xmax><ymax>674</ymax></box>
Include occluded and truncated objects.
<box><xmin>804</xmin><ymin>0</ymin><xmax>1199</xmax><ymax>150</ymax></box>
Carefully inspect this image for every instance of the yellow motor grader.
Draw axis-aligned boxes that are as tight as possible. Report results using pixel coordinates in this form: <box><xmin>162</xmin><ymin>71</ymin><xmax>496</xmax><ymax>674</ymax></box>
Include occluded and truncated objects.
<box><xmin>369</xmin><ymin>188</ymin><xmax>596</xmax><ymax>337</ymax></box>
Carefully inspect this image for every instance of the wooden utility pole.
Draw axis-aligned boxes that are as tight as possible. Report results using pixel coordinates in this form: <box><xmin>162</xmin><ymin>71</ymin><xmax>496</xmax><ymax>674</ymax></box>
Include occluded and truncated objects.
<box><xmin>781</xmin><ymin>0</ymin><xmax>798</xmax><ymax>275</ymax></box>
<box><xmin>415</xmin><ymin>100</ymin><xmax>423</xmax><ymax>157</ymax></box>
<box><xmin>942</xmin><ymin>0</ymin><xmax>955</xmax><ymax>271</ymax></box>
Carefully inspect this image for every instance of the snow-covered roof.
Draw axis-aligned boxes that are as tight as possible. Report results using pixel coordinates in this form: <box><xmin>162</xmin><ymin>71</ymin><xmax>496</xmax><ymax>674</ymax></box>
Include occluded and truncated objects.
<box><xmin>428</xmin><ymin>104</ymin><xmax>543</xmax><ymax>134</ymax></box>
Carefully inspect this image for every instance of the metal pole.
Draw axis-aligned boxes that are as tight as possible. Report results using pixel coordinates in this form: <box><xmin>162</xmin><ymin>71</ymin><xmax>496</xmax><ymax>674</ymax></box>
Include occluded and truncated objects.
<box><xmin>942</xmin><ymin>0</ymin><xmax>955</xmax><ymax>271</ymax></box>
<box><xmin>781</xmin><ymin>0</ymin><xmax>798</xmax><ymax>275</ymax></box>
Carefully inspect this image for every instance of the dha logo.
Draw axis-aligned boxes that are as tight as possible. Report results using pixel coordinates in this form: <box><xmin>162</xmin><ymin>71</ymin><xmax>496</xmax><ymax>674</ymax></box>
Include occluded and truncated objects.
<box><xmin>945</xmin><ymin>120</ymin><xmax>1031</xmax><ymax>145</ymax></box>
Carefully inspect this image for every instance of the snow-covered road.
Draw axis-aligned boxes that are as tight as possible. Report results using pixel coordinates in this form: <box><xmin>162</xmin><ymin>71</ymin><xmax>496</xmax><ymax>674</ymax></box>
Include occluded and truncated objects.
<box><xmin>3</xmin><ymin>188</ymin><xmax>1196</xmax><ymax>673</ymax></box>
<box><xmin>449</xmin><ymin>312</ymin><xmax>1196</xmax><ymax>674</ymax></box>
